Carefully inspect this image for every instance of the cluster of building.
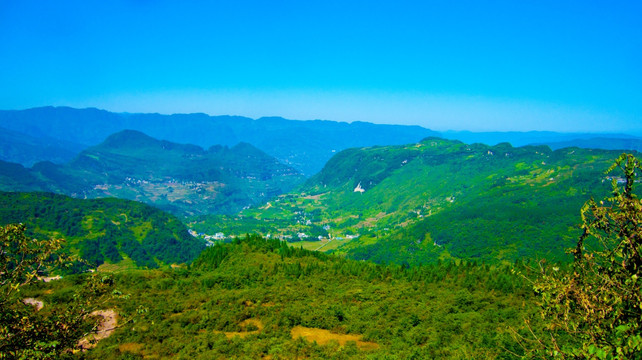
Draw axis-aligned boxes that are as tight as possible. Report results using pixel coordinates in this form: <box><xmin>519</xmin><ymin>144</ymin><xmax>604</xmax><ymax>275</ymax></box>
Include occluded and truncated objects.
<box><xmin>188</xmin><ymin>227</ymin><xmax>360</xmax><ymax>247</ymax></box>
<box><xmin>188</xmin><ymin>229</ymin><xmax>226</xmax><ymax>246</ymax></box>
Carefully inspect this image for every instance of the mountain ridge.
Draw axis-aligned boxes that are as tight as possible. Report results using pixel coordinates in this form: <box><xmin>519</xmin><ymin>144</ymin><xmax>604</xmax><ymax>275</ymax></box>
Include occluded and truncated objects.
<box><xmin>0</xmin><ymin>106</ymin><xmax>440</xmax><ymax>175</ymax></box>
<box><xmin>443</xmin><ymin>130</ymin><xmax>642</xmax><ymax>147</ymax></box>
<box><xmin>198</xmin><ymin>137</ymin><xmax>630</xmax><ymax>265</ymax></box>
<box><xmin>0</xmin><ymin>130</ymin><xmax>305</xmax><ymax>216</ymax></box>
<box><xmin>3</xmin><ymin>106</ymin><xmax>640</xmax><ymax>176</ymax></box>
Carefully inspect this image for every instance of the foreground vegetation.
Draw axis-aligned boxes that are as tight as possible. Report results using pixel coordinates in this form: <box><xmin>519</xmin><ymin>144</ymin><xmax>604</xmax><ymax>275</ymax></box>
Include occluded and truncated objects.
<box><xmin>528</xmin><ymin>154</ymin><xmax>642</xmax><ymax>358</ymax></box>
<box><xmin>3</xmin><ymin>153</ymin><xmax>641</xmax><ymax>359</ymax></box>
<box><xmin>26</xmin><ymin>235</ymin><xmax>538</xmax><ymax>359</ymax></box>
<box><xmin>0</xmin><ymin>224</ymin><xmax>117</xmax><ymax>359</ymax></box>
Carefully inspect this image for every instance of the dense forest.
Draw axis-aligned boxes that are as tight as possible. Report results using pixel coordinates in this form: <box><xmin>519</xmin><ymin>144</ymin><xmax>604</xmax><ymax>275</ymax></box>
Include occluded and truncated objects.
<box><xmin>22</xmin><ymin>234</ymin><xmax>543</xmax><ymax>359</ymax></box>
<box><xmin>0</xmin><ymin>130</ymin><xmax>305</xmax><ymax>216</ymax></box>
<box><xmin>0</xmin><ymin>191</ymin><xmax>205</xmax><ymax>269</ymax></box>
<box><xmin>196</xmin><ymin>138</ymin><xmax>623</xmax><ymax>265</ymax></box>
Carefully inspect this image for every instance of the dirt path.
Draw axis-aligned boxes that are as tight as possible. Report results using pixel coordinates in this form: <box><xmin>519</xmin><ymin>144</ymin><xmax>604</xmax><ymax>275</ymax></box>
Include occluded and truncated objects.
<box><xmin>314</xmin><ymin>239</ymin><xmax>332</xmax><ymax>251</ymax></box>
<box><xmin>23</xmin><ymin>298</ymin><xmax>44</xmax><ymax>311</ymax></box>
<box><xmin>78</xmin><ymin>309</ymin><xmax>118</xmax><ymax>350</ymax></box>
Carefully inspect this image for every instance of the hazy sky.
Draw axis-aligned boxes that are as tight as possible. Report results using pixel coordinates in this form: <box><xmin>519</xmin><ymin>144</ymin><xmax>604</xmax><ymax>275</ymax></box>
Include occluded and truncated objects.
<box><xmin>1</xmin><ymin>1</ymin><xmax>640</xmax><ymax>133</ymax></box>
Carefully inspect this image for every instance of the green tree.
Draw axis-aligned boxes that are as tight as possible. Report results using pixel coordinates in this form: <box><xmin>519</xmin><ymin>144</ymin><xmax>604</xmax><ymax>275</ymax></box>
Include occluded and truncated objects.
<box><xmin>0</xmin><ymin>224</ymin><xmax>112</xmax><ymax>359</ymax></box>
<box><xmin>532</xmin><ymin>154</ymin><xmax>642</xmax><ymax>359</ymax></box>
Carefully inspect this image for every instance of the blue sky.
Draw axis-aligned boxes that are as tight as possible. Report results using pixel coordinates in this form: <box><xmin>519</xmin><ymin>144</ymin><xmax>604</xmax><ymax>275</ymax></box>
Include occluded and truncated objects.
<box><xmin>1</xmin><ymin>1</ymin><xmax>640</xmax><ymax>133</ymax></box>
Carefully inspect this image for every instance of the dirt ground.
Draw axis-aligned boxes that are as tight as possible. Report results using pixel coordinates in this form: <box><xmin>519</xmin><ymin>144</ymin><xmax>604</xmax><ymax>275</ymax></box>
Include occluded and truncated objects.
<box><xmin>23</xmin><ymin>298</ymin><xmax>44</xmax><ymax>311</ymax></box>
<box><xmin>78</xmin><ymin>309</ymin><xmax>118</xmax><ymax>350</ymax></box>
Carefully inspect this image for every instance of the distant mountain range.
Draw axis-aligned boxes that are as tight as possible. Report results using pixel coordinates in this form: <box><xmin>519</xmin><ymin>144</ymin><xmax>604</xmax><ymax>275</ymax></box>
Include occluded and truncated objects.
<box><xmin>2</xmin><ymin>107</ymin><xmax>640</xmax><ymax>177</ymax></box>
<box><xmin>541</xmin><ymin>137</ymin><xmax>642</xmax><ymax>152</ymax></box>
<box><xmin>0</xmin><ymin>125</ymin><xmax>85</xmax><ymax>167</ymax></box>
<box><xmin>442</xmin><ymin>130</ymin><xmax>642</xmax><ymax>150</ymax></box>
<box><xmin>0</xmin><ymin>130</ymin><xmax>304</xmax><ymax>216</ymax></box>
<box><xmin>0</xmin><ymin>106</ymin><xmax>439</xmax><ymax>176</ymax></box>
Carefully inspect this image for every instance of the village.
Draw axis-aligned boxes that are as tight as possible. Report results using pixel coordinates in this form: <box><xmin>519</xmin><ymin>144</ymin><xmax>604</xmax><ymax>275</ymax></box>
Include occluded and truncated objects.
<box><xmin>188</xmin><ymin>228</ymin><xmax>360</xmax><ymax>248</ymax></box>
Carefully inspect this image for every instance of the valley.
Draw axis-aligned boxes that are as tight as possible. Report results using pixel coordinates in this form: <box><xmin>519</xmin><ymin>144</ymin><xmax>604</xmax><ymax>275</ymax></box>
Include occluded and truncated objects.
<box><xmin>0</xmin><ymin>130</ymin><xmax>305</xmax><ymax>216</ymax></box>
<box><xmin>192</xmin><ymin>138</ymin><xmax>623</xmax><ymax>265</ymax></box>
<box><xmin>2</xmin><ymin>1</ymin><xmax>639</xmax><ymax>357</ymax></box>
<box><xmin>1</xmin><ymin>128</ymin><xmax>630</xmax><ymax>268</ymax></box>
<box><xmin>1</xmin><ymin>109</ymin><xmax>640</xmax><ymax>359</ymax></box>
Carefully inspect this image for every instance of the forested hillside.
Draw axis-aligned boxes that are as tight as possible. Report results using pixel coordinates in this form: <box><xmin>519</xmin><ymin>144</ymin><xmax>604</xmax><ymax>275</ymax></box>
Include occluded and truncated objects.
<box><xmin>12</xmin><ymin>154</ymin><xmax>642</xmax><ymax>359</ymax></box>
<box><xmin>0</xmin><ymin>130</ymin><xmax>305</xmax><ymax>216</ymax></box>
<box><xmin>28</xmin><ymin>235</ymin><xmax>541</xmax><ymax>359</ymax></box>
<box><xmin>0</xmin><ymin>160</ymin><xmax>44</xmax><ymax>192</ymax></box>
<box><xmin>196</xmin><ymin>138</ymin><xmax>626</xmax><ymax>265</ymax></box>
<box><xmin>0</xmin><ymin>191</ymin><xmax>205</xmax><ymax>269</ymax></box>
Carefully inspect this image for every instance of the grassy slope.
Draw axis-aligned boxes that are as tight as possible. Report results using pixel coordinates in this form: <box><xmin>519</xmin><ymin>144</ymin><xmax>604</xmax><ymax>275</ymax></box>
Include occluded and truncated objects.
<box><xmin>196</xmin><ymin>138</ymin><xmax>625</xmax><ymax>264</ymax></box>
<box><xmin>0</xmin><ymin>191</ymin><xmax>205</xmax><ymax>269</ymax></box>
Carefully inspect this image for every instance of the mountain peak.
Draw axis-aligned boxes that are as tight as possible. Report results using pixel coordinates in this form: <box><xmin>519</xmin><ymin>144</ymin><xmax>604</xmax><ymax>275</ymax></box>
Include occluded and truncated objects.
<box><xmin>100</xmin><ymin>129</ymin><xmax>158</xmax><ymax>148</ymax></box>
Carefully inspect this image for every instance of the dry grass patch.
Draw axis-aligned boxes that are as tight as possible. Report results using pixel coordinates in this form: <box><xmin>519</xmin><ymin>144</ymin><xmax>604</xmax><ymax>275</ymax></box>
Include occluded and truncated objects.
<box><xmin>302</xmin><ymin>193</ymin><xmax>326</xmax><ymax>201</ymax></box>
<box><xmin>291</xmin><ymin>326</ymin><xmax>379</xmax><ymax>350</ymax></box>
<box><xmin>97</xmin><ymin>257</ymin><xmax>137</xmax><ymax>273</ymax></box>
<box><xmin>218</xmin><ymin>318</ymin><xmax>264</xmax><ymax>339</ymax></box>
<box><xmin>119</xmin><ymin>342</ymin><xmax>144</xmax><ymax>354</ymax></box>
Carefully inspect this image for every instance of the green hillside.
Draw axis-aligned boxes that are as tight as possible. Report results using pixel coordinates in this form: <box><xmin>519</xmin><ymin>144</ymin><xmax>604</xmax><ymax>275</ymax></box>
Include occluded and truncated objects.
<box><xmin>13</xmin><ymin>154</ymin><xmax>641</xmax><ymax>359</ymax></box>
<box><xmin>0</xmin><ymin>191</ymin><xmax>205</xmax><ymax>269</ymax></box>
<box><xmin>3</xmin><ymin>130</ymin><xmax>305</xmax><ymax>216</ymax></box>
<box><xmin>194</xmin><ymin>138</ymin><xmax>625</xmax><ymax>264</ymax></box>
<box><xmin>32</xmin><ymin>235</ymin><xmax>540</xmax><ymax>359</ymax></box>
<box><xmin>0</xmin><ymin>160</ymin><xmax>46</xmax><ymax>192</ymax></box>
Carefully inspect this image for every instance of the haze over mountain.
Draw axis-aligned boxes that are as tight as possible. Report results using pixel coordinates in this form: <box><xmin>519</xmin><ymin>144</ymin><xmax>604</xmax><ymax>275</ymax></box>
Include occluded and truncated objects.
<box><xmin>0</xmin><ymin>107</ymin><xmax>439</xmax><ymax>176</ymax></box>
<box><xmin>0</xmin><ymin>125</ymin><xmax>85</xmax><ymax>167</ymax></box>
<box><xmin>3</xmin><ymin>106</ymin><xmax>641</xmax><ymax>178</ymax></box>
<box><xmin>442</xmin><ymin>130</ymin><xmax>642</xmax><ymax>148</ymax></box>
<box><xmin>2</xmin><ymin>3</ymin><xmax>639</xmax><ymax>135</ymax></box>
<box><xmin>541</xmin><ymin>137</ymin><xmax>642</xmax><ymax>153</ymax></box>
<box><xmin>0</xmin><ymin>130</ymin><xmax>304</xmax><ymax>216</ymax></box>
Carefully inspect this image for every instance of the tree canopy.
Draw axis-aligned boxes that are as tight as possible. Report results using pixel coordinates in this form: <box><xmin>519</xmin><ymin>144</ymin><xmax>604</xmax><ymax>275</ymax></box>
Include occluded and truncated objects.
<box><xmin>0</xmin><ymin>224</ymin><xmax>112</xmax><ymax>359</ymax></box>
<box><xmin>532</xmin><ymin>154</ymin><xmax>642</xmax><ymax>359</ymax></box>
